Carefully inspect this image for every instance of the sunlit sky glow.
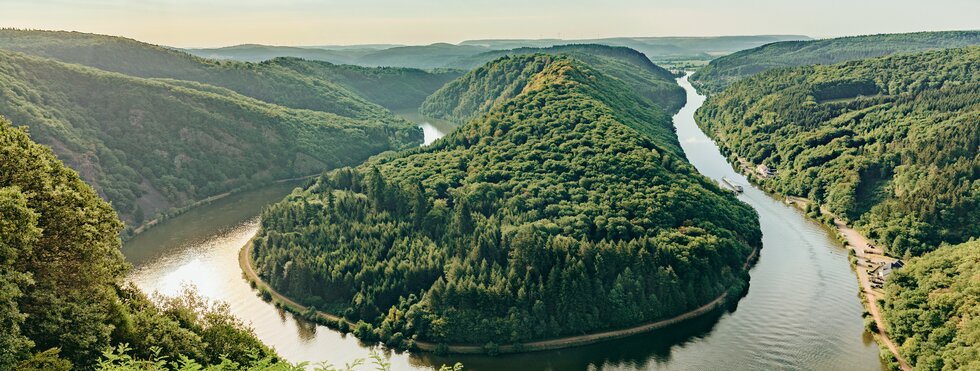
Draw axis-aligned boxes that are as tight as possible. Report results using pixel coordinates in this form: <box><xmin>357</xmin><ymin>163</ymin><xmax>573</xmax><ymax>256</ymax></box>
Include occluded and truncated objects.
<box><xmin>3</xmin><ymin>0</ymin><xmax>979</xmax><ymax>47</ymax></box>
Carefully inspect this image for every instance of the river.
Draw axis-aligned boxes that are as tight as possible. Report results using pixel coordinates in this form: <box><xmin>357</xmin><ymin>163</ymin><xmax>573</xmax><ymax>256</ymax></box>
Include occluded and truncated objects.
<box><xmin>122</xmin><ymin>76</ymin><xmax>884</xmax><ymax>370</ymax></box>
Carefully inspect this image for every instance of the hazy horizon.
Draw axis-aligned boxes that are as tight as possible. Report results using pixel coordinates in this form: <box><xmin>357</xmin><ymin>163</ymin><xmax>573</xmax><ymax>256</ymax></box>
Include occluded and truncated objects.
<box><xmin>3</xmin><ymin>0</ymin><xmax>979</xmax><ymax>48</ymax></box>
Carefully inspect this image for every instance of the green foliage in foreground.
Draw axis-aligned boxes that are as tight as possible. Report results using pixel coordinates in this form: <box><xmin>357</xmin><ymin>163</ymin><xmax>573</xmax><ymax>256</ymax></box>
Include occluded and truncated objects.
<box><xmin>253</xmin><ymin>54</ymin><xmax>760</xmax><ymax>347</ymax></box>
<box><xmin>0</xmin><ymin>118</ymin><xmax>278</xmax><ymax>369</ymax></box>
<box><xmin>690</xmin><ymin>30</ymin><xmax>980</xmax><ymax>94</ymax></box>
<box><xmin>0</xmin><ymin>49</ymin><xmax>420</xmax><ymax>226</ymax></box>
<box><xmin>421</xmin><ymin>45</ymin><xmax>685</xmax><ymax>124</ymax></box>
<box><xmin>883</xmin><ymin>240</ymin><xmax>980</xmax><ymax>371</ymax></box>
<box><xmin>696</xmin><ymin>47</ymin><xmax>980</xmax><ymax>257</ymax></box>
<box><xmin>98</xmin><ymin>344</ymin><xmax>465</xmax><ymax>371</ymax></box>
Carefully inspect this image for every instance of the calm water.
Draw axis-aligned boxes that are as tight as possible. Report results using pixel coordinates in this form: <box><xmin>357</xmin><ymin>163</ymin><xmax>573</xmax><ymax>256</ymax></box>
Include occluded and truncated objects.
<box><xmin>123</xmin><ymin>77</ymin><xmax>883</xmax><ymax>370</ymax></box>
<box><xmin>393</xmin><ymin>110</ymin><xmax>456</xmax><ymax>146</ymax></box>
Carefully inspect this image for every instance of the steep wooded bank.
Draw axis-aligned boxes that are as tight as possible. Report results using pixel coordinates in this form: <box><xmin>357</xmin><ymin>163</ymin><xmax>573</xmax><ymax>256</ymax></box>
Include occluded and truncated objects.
<box><xmin>0</xmin><ymin>30</ymin><xmax>435</xmax><ymax>231</ymax></box>
<box><xmin>882</xmin><ymin>240</ymin><xmax>979</xmax><ymax>370</ymax></box>
<box><xmin>251</xmin><ymin>54</ymin><xmax>761</xmax><ymax>349</ymax></box>
<box><xmin>421</xmin><ymin>45</ymin><xmax>685</xmax><ymax>124</ymax></box>
<box><xmin>0</xmin><ymin>118</ymin><xmax>280</xmax><ymax>369</ymax></box>
<box><xmin>697</xmin><ymin>47</ymin><xmax>979</xmax><ymax>257</ymax></box>
<box><xmin>695</xmin><ymin>47</ymin><xmax>980</xmax><ymax>369</ymax></box>
<box><xmin>690</xmin><ymin>31</ymin><xmax>980</xmax><ymax>94</ymax></box>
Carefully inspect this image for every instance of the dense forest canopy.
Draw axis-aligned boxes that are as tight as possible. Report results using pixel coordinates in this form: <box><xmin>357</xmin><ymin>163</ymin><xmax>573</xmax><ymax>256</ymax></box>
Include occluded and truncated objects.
<box><xmin>0</xmin><ymin>117</ymin><xmax>279</xmax><ymax>369</ymax></box>
<box><xmin>252</xmin><ymin>54</ymin><xmax>761</xmax><ymax>348</ymax></box>
<box><xmin>421</xmin><ymin>45</ymin><xmax>685</xmax><ymax>125</ymax></box>
<box><xmin>883</xmin><ymin>240</ymin><xmax>980</xmax><ymax>370</ymax></box>
<box><xmin>696</xmin><ymin>46</ymin><xmax>980</xmax><ymax>258</ymax></box>
<box><xmin>0</xmin><ymin>49</ymin><xmax>421</xmax><ymax>229</ymax></box>
<box><xmin>690</xmin><ymin>31</ymin><xmax>980</xmax><ymax>94</ymax></box>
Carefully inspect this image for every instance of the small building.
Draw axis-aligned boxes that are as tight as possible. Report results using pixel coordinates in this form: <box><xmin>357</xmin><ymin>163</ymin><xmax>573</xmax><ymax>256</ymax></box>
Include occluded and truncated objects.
<box><xmin>756</xmin><ymin>164</ymin><xmax>775</xmax><ymax>178</ymax></box>
<box><xmin>880</xmin><ymin>260</ymin><xmax>904</xmax><ymax>278</ymax></box>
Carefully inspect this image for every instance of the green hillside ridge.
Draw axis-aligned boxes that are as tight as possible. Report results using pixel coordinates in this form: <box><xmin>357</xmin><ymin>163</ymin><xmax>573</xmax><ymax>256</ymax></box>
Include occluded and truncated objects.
<box><xmin>422</xmin><ymin>45</ymin><xmax>685</xmax><ymax>125</ymax></box>
<box><xmin>690</xmin><ymin>30</ymin><xmax>980</xmax><ymax>94</ymax></box>
<box><xmin>0</xmin><ymin>29</ymin><xmax>453</xmax><ymax>116</ymax></box>
<box><xmin>0</xmin><ymin>49</ymin><xmax>420</xmax><ymax>229</ymax></box>
<box><xmin>882</xmin><ymin>239</ymin><xmax>979</xmax><ymax>371</ymax></box>
<box><xmin>0</xmin><ymin>117</ymin><xmax>281</xmax><ymax>369</ymax></box>
<box><xmin>251</xmin><ymin>54</ymin><xmax>761</xmax><ymax>348</ymax></box>
<box><xmin>267</xmin><ymin>57</ymin><xmax>463</xmax><ymax>110</ymax></box>
<box><xmin>696</xmin><ymin>46</ymin><xmax>979</xmax><ymax>258</ymax></box>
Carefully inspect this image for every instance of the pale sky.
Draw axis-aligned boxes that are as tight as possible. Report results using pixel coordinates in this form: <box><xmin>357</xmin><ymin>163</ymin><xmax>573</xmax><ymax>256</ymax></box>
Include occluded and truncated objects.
<box><xmin>2</xmin><ymin>0</ymin><xmax>979</xmax><ymax>47</ymax></box>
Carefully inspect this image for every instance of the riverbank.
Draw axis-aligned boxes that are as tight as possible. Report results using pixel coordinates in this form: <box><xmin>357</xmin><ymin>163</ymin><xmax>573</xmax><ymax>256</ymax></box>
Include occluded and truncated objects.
<box><xmin>740</xmin><ymin>176</ymin><xmax>910</xmax><ymax>370</ymax></box>
<box><xmin>240</xmin><ymin>232</ymin><xmax>759</xmax><ymax>355</ymax></box>
<box><xmin>125</xmin><ymin>174</ymin><xmax>316</xmax><ymax>239</ymax></box>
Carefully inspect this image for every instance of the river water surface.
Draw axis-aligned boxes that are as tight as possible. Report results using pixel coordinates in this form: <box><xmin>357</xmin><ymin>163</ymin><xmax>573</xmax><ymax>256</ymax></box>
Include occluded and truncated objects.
<box><xmin>123</xmin><ymin>77</ymin><xmax>883</xmax><ymax>370</ymax></box>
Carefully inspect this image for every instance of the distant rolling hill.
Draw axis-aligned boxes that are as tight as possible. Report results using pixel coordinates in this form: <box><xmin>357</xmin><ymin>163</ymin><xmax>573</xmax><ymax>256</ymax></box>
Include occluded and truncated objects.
<box><xmin>690</xmin><ymin>30</ymin><xmax>980</xmax><ymax>94</ymax></box>
<box><xmin>184</xmin><ymin>43</ymin><xmax>383</xmax><ymax>64</ymax></box>
<box><xmin>0</xmin><ymin>29</ymin><xmax>458</xmax><ymax>113</ymax></box>
<box><xmin>183</xmin><ymin>35</ymin><xmax>810</xmax><ymax>69</ymax></box>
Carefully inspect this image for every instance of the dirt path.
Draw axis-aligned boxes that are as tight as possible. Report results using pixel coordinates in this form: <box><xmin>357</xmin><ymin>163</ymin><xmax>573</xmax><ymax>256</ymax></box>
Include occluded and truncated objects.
<box><xmin>240</xmin><ymin>233</ymin><xmax>759</xmax><ymax>354</ymax></box>
<box><xmin>832</xmin><ymin>218</ymin><xmax>911</xmax><ymax>371</ymax></box>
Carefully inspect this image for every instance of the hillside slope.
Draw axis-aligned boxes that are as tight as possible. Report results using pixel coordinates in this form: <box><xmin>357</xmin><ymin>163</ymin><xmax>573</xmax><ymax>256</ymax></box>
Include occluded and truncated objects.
<box><xmin>0</xmin><ymin>29</ymin><xmax>455</xmax><ymax>115</ymax></box>
<box><xmin>422</xmin><ymin>45</ymin><xmax>685</xmax><ymax>125</ymax></box>
<box><xmin>251</xmin><ymin>54</ymin><xmax>760</xmax><ymax>347</ymax></box>
<box><xmin>268</xmin><ymin>58</ymin><xmax>462</xmax><ymax>110</ymax></box>
<box><xmin>0</xmin><ymin>117</ymin><xmax>278</xmax><ymax>369</ymax></box>
<box><xmin>883</xmin><ymin>240</ymin><xmax>980</xmax><ymax>370</ymax></box>
<box><xmin>0</xmin><ymin>49</ymin><xmax>420</xmax><ymax>228</ymax></box>
<box><xmin>690</xmin><ymin>31</ymin><xmax>980</xmax><ymax>94</ymax></box>
<box><xmin>696</xmin><ymin>47</ymin><xmax>979</xmax><ymax>257</ymax></box>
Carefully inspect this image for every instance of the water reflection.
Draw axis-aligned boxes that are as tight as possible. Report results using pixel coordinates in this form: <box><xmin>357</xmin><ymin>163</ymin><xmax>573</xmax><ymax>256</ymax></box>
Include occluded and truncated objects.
<box><xmin>394</xmin><ymin>109</ymin><xmax>457</xmax><ymax>146</ymax></box>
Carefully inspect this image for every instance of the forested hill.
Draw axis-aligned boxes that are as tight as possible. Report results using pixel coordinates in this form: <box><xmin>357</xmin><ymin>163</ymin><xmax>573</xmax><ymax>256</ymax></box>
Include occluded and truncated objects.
<box><xmin>0</xmin><ymin>117</ymin><xmax>279</xmax><ymax>369</ymax></box>
<box><xmin>421</xmin><ymin>45</ymin><xmax>685</xmax><ymax>125</ymax></box>
<box><xmin>0</xmin><ymin>29</ymin><xmax>456</xmax><ymax>114</ymax></box>
<box><xmin>690</xmin><ymin>31</ymin><xmax>980</xmax><ymax>94</ymax></box>
<box><xmin>697</xmin><ymin>46</ymin><xmax>980</xmax><ymax>370</ymax></box>
<box><xmin>0</xmin><ymin>49</ymin><xmax>421</xmax><ymax>229</ymax></box>
<box><xmin>883</xmin><ymin>239</ymin><xmax>980</xmax><ymax>370</ymax></box>
<box><xmin>251</xmin><ymin>54</ymin><xmax>761</xmax><ymax>348</ymax></box>
<box><xmin>266</xmin><ymin>57</ymin><xmax>462</xmax><ymax>110</ymax></box>
<box><xmin>696</xmin><ymin>46</ymin><xmax>980</xmax><ymax>257</ymax></box>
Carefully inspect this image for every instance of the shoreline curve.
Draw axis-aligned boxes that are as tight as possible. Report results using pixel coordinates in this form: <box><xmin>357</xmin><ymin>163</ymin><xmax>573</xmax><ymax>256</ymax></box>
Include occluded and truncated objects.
<box><xmin>239</xmin><ymin>233</ymin><xmax>758</xmax><ymax>355</ymax></box>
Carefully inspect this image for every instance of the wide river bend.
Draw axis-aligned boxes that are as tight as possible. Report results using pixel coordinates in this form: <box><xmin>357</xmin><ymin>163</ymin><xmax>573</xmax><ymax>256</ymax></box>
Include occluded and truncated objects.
<box><xmin>123</xmin><ymin>74</ymin><xmax>884</xmax><ymax>370</ymax></box>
